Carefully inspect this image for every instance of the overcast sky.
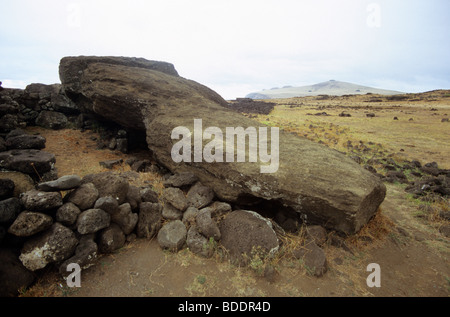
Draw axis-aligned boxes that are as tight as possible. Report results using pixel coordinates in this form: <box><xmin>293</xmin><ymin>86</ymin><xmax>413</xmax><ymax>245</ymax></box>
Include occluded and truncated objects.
<box><xmin>1</xmin><ymin>0</ymin><xmax>449</xmax><ymax>99</ymax></box>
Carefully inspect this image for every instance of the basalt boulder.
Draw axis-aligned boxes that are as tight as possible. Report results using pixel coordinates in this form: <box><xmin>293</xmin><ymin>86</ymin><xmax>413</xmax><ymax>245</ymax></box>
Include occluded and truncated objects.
<box><xmin>19</xmin><ymin>222</ymin><xmax>78</xmax><ymax>271</ymax></box>
<box><xmin>81</xmin><ymin>172</ymin><xmax>129</xmax><ymax>205</ymax></box>
<box><xmin>0</xmin><ymin>150</ymin><xmax>56</xmax><ymax>175</ymax></box>
<box><xmin>37</xmin><ymin>175</ymin><xmax>82</xmax><ymax>191</ymax></box>
<box><xmin>35</xmin><ymin>111</ymin><xmax>68</xmax><ymax>130</ymax></box>
<box><xmin>59</xmin><ymin>56</ymin><xmax>386</xmax><ymax>234</ymax></box>
<box><xmin>219</xmin><ymin>210</ymin><xmax>279</xmax><ymax>265</ymax></box>
<box><xmin>5</xmin><ymin>134</ymin><xmax>46</xmax><ymax>150</ymax></box>
<box><xmin>7</xmin><ymin>211</ymin><xmax>53</xmax><ymax>237</ymax></box>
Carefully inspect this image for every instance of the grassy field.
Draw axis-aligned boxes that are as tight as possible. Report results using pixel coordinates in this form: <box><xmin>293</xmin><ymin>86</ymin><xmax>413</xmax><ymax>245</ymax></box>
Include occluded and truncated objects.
<box><xmin>253</xmin><ymin>90</ymin><xmax>450</xmax><ymax>169</ymax></box>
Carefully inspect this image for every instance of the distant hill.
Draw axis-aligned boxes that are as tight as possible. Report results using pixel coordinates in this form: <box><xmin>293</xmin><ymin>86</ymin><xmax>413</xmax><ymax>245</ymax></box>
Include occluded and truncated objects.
<box><xmin>246</xmin><ymin>80</ymin><xmax>404</xmax><ymax>99</ymax></box>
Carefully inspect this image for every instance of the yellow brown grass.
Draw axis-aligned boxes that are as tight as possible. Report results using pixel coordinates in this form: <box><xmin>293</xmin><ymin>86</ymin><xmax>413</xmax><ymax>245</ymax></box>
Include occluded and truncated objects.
<box><xmin>345</xmin><ymin>208</ymin><xmax>395</xmax><ymax>249</ymax></box>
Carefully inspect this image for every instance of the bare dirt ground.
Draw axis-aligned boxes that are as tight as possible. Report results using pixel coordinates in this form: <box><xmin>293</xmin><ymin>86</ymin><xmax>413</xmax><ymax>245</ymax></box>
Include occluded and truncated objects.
<box><xmin>22</xmin><ymin>91</ymin><xmax>449</xmax><ymax>297</ymax></box>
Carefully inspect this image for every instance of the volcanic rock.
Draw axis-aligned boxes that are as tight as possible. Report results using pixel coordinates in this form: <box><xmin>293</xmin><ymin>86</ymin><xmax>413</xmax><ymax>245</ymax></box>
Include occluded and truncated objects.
<box><xmin>37</xmin><ymin>175</ymin><xmax>82</xmax><ymax>191</ymax></box>
<box><xmin>19</xmin><ymin>223</ymin><xmax>78</xmax><ymax>271</ymax></box>
<box><xmin>219</xmin><ymin>210</ymin><xmax>279</xmax><ymax>265</ymax></box>
<box><xmin>35</xmin><ymin>111</ymin><xmax>68</xmax><ymax>130</ymax></box>
<box><xmin>20</xmin><ymin>190</ymin><xmax>63</xmax><ymax>212</ymax></box>
<box><xmin>8</xmin><ymin>211</ymin><xmax>53</xmax><ymax>237</ymax></box>
<box><xmin>137</xmin><ymin>202</ymin><xmax>163</xmax><ymax>239</ymax></box>
<box><xmin>157</xmin><ymin>220</ymin><xmax>187</xmax><ymax>251</ymax></box>
<box><xmin>0</xmin><ymin>150</ymin><xmax>56</xmax><ymax>175</ymax></box>
<box><xmin>81</xmin><ymin>171</ymin><xmax>129</xmax><ymax>205</ymax></box>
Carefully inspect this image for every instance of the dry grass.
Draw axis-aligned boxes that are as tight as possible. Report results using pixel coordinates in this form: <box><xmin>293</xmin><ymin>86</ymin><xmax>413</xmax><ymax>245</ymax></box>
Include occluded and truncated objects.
<box><xmin>27</xmin><ymin>126</ymin><xmax>133</xmax><ymax>177</ymax></box>
<box><xmin>345</xmin><ymin>208</ymin><xmax>395</xmax><ymax>249</ymax></box>
<box><xmin>422</xmin><ymin>196</ymin><xmax>450</xmax><ymax>222</ymax></box>
<box><xmin>275</xmin><ymin>227</ymin><xmax>307</xmax><ymax>259</ymax></box>
<box><xmin>408</xmin><ymin>193</ymin><xmax>450</xmax><ymax>235</ymax></box>
<box><xmin>19</xmin><ymin>266</ymin><xmax>75</xmax><ymax>297</ymax></box>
